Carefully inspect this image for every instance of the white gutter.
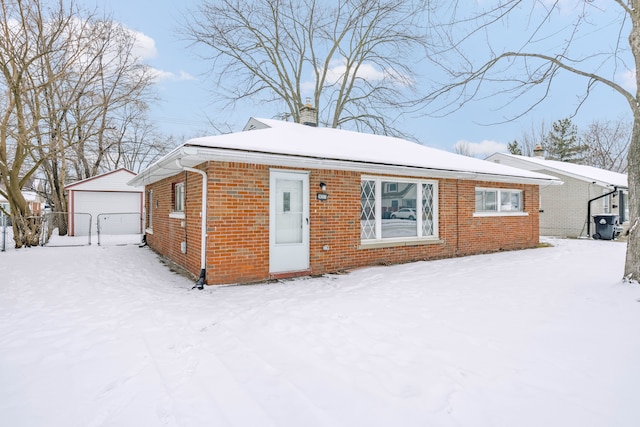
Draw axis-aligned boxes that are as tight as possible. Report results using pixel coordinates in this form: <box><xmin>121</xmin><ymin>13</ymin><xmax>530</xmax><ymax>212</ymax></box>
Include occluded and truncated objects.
<box><xmin>130</xmin><ymin>144</ymin><xmax>562</xmax><ymax>188</ymax></box>
<box><xmin>176</xmin><ymin>159</ymin><xmax>208</xmax><ymax>289</ymax></box>
<box><xmin>181</xmin><ymin>146</ymin><xmax>563</xmax><ymax>186</ymax></box>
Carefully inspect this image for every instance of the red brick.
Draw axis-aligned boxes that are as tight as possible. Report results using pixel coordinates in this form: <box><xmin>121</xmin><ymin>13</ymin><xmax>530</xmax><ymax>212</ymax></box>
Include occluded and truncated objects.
<box><xmin>144</xmin><ymin>162</ymin><xmax>540</xmax><ymax>285</ymax></box>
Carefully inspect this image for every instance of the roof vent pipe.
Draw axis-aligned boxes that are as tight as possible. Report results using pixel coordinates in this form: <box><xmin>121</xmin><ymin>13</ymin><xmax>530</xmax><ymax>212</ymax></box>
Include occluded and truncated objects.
<box><xmin>176</xmin><ymin>159</ymin><xmax>208</xmax><ymax>289</ymax></box>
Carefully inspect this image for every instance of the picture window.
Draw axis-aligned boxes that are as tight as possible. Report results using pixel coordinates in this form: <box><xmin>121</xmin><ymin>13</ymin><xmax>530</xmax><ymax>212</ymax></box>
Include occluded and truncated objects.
<box><xmin>361</xmin><ymin>178</ymin><xmax>438</xmax><ymax>242</ymax></box>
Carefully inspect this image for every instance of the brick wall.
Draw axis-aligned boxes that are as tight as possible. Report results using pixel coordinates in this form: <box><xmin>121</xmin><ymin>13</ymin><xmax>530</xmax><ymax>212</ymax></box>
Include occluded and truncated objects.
<box><xmin>145</xmin><ymin>161</ymin><xmax>540</xmax><ymax>285</ymax></box>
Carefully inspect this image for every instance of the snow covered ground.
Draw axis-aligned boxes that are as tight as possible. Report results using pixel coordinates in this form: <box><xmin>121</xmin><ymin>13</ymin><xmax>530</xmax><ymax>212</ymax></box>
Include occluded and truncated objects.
<box><xmin>1</xmin><ymin>236</ymin><xmax>639</xmax><ymax>427</ymax></box>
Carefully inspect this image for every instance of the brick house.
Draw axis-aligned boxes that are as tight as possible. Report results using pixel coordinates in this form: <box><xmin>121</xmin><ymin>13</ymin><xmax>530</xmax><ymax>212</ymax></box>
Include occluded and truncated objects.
<box><xmin>486</xmin><ymin>151</ymin><xmax>628</xmax><ymax>238</ymax></box>
<box><xmin>129</xmin><ymin>118</ymin><xmax>560</xmax><ymax>287</ymax></box>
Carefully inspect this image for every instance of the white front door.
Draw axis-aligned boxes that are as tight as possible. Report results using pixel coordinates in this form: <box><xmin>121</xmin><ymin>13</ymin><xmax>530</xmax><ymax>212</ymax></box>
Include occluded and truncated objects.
<box><xmin>269</xmin><ymin>170</ymin><xmax>309</xmax><ymax>273</ymax></box>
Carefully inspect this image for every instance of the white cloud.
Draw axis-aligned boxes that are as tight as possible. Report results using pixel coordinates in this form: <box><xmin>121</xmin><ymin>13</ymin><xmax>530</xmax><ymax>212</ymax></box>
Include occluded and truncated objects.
<box><xmin>130</xmin><ymin>30</ymin><xmax>157</xmax><ymax>61</ymax></box>
<box><xmin>619</xmin><ymin>68</ymin><xmax>637</xmax><ymax>92</ymax></box>
<box><xmin>125</xmin><ymin>29</ymin><xmax>197</xmax><ymax>84</ymax></box>
<box><xmin>322</xmin><ymin>58</ymin><xmax>412</xmax><ymax>87</ymax></box>
<box><xmin>149</xmin><ymin>68</ymin><xmax>197</xmax><ymax>83</ymax></box>
<box><xmin>453</xmin><ymin>139</ymin><xmax>507</xmax><ymax>157</ymax></box>
<box><xmin>177</xmin><ymin>71</ymin><xmax>196</xmax><ymax>81</ymax></box>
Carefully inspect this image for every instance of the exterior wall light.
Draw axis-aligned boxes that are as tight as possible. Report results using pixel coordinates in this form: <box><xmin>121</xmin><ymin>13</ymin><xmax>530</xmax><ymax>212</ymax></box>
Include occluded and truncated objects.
<box><xmin>317</xmin><ymin>182</ymin><xmax>328</xmax><ymax>201</ymax></box>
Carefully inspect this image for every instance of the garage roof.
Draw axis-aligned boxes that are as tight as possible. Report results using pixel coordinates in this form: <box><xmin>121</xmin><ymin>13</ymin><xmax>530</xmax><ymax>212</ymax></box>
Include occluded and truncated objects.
<box><xmin>67</xmin><ymin>168</ymin><xmax>142</xmax><ymax>192</ymax></box>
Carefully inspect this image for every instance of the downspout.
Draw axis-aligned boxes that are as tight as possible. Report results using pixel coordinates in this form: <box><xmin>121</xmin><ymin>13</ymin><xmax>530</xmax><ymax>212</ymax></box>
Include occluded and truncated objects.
<box><xmin>176</xmin><ymin>159</ymin><xmax>208</xmax><ymax>289</ymax></box>
<box><xmin>587</xmin><ymin>186</ymin><xmax>617</xmax><ymax>238</ymax></box>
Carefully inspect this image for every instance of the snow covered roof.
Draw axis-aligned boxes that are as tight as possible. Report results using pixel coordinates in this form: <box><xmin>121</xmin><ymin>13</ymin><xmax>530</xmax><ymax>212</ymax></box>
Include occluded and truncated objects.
<box><xmin>0</xmin><ymin>191</ymin><xmax>41</xmax><ymax>204</ymax></box>
<box><xmin>129</xmin><ymin>118</ymin><xmax>562</xmax><ymax>187</ymax></box>
<box><xmin>67</xmin><ymin>168</ymin><xmax>143</xmax><ymax>192</ymax></box>
<box><xmin>486</xmin><ymin>153</ymin><xmax>627</xmax><ymax>189</ymax></box>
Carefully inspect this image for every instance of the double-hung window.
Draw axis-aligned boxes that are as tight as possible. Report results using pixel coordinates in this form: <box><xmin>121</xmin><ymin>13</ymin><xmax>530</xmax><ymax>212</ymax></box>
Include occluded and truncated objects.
<box><xmin>146</xmin><ymin>189</ymin><xmax>153</xmax><ymax>232</ymax></box>
<box><xmin>361</xmin><ymin>177</ymin><xmax>438</xmax><ymax>243</ymax></box>
<box><xmin>475</xmin><ymin>188</ymin><xmax>523</xmax><ymax>215</ymax></box>
<box><xmin>169</xmin><ymin>182</ymin><xmax>185</xmax><ymax>219</ymax></box>
<box><xmin>174</xmin><ymin>182</ymin><xmax>185</xmax><ymax>212</ymax></box>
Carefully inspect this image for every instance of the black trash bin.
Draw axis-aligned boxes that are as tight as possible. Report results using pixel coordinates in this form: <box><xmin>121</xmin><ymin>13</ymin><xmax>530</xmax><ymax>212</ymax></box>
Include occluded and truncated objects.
<box><xmin>592</xmin><ymin>214</ymin><xmax>621</xmax><ymax>240</ymax></box>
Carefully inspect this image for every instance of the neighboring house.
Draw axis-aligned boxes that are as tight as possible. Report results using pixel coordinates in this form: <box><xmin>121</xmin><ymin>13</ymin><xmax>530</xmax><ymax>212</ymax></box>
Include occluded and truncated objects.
<box><xmin>129</xmin><ymin>118</ymin><xmax>561</xmax><ymax>286</ymax></box>
<box><xmin>66</xmin><ymin>168</ymin><xmax>144</xmax><ymax>236</ymax></box>
<box><xmin>486</xmin><ymin>151</ymin><xmax>628</xmax><ymax>238</ymax></box>
<box><xmin>0</xmin><ymin>193</ymin><xmax>9</xmax><ymax>226</ymax></box>
<box><xmin>0</xmin><ymin>190</ymin><xmax>44</xmax><ymax>219</ymax></box>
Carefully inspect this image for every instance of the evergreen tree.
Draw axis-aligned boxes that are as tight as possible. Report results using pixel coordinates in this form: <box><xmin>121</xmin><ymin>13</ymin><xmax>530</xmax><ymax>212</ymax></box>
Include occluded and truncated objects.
<box><xmin>507</xmin><ymin>140</ymin><xmax>523</xmax><ymax>155</ymax></box>
<box><xmin>543</xmin><ymin>118</ymin><xmax>588</xmax><ymax>163</ymax></box>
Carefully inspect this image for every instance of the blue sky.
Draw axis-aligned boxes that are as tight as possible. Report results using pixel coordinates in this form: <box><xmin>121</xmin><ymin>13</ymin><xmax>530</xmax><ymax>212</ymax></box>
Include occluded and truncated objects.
<box><xmin>80</xmin><ymin>0</ymin><xmax>633</xmax><ymax>154</ymax></box>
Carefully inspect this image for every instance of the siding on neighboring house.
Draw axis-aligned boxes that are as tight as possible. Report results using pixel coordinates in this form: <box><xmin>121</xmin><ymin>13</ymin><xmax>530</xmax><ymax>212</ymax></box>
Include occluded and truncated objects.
<box><xmin>536</xmin><ymin>170</ymin><xmax>613</xmax><ymax>237</ymax></box>
<box><xmin>486</xmin><ymin>153</ymin><xmax>628</xmax><ymax>238</ymax></box>
<box><xmin>144</xmin><ymin>160</ymin><xmax>541</xmax><ymax>285</ymax></box>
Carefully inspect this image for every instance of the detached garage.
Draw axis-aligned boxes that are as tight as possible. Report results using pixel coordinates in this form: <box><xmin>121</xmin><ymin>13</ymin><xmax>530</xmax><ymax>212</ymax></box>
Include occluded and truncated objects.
<box><xmin>66</xmin><ymin>168</ymin><xmax>144</xmax><ymax>236</ymax></box>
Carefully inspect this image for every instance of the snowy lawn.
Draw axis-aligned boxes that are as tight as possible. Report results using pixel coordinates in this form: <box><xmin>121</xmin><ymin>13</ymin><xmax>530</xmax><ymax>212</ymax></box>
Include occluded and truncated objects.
<box><xmin>1</xmin><ymin>238</ymin><xmax>640</xmax><ymax>427</ymax></box>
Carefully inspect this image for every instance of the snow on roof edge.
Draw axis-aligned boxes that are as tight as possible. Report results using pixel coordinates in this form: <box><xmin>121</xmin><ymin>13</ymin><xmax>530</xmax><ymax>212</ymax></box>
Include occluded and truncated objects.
<box><xmin>131</xmin><ymin>118</ymin><xmax>562</xmax><ymax>186</ymax></box>
<box><xmin>487</xmin><ymin>152</ymin><xmax>627</xmax><ymax>188</ymax></box>
<box><xmin>66</xmin><ymin>168</ymin><xmax>138</xmax><ymax>190</ymax></box>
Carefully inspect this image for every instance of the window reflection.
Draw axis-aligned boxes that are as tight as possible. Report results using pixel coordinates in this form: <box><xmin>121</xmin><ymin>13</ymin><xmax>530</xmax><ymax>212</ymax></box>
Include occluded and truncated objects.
<box><xmin>382</xmin><ymin>181</ymin><xmax>417</xmax><ymax>238</ymax></box>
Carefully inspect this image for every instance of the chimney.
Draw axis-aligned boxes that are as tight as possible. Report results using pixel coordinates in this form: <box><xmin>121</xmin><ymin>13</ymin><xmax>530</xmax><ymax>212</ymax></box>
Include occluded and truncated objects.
<box><xmin>299</xmin><ymin>98</ymin><xmax>317</xmax><ymax>127</ymax></box>
<box><xmin>533</xmin><ymin>145</ymin><xmax>545</xmax><ymax>159</ymax></box>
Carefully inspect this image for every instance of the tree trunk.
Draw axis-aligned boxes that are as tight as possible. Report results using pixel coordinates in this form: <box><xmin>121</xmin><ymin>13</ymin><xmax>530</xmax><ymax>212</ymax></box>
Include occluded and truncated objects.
<box><xmin>624</xmin><ymin>115</ymin><xmax>640</xmax><ymax>280</ymax></box>
<box><xmin>624</xmin><ymin>6</ymin><xmax>640</xmax><ymax>281</ymax></box>
<box><xmin>7</xmin><ymin>186</ymin><xmax>40</xmax><ymax>248</ymax></box>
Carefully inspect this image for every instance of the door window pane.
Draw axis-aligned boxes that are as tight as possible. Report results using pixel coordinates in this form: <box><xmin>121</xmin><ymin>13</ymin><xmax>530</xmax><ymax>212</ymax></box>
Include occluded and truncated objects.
<box><xmin>276</xmin><ymin>179</ymin><xmax>302</xmax><ymax>244</ymax></box>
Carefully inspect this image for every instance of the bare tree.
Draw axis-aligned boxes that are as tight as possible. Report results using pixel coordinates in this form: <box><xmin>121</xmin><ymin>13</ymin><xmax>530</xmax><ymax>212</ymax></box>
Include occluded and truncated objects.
<box><xmin>183</xmin><ymin>0</ymin><xmax>429</xmax><ymax>136</ymax></box>
<box><xmin>0</xmin><ymin>0</ymin><xmax>73</xmax><ymax>247</ymax></box>
<box><xmin>0</xmin><ymin>0</ymin><xmax>159</xmax><ymax>245</ymax></box>
<box><xmin>582</xmin><ymin>117</ymin><xmax>631</xmax><ymax>173</ymax></box>
<box><xmin>425</xmin><ymin>1</ymin><xmax>640</xmax><ymax>281</ymax></box>
<box><xmin>515</xmin><ymin>120</ymin><xmax>550</xmax><ymax>157</ymax></box>
<box><xmin>105</xmin><ymin>119</ymin><xmax>177</xmax><ymax>173</ymax></box>
<box><xmin>453</xmin><ymin>140</ymin><xmax>474</xmax><ymax>156</ymax></box>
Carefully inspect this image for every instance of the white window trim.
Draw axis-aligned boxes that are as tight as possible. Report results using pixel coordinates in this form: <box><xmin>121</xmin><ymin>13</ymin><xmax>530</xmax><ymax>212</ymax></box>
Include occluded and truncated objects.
<box><xmin>360</xmin><ymin>176</ymin><xmax>440</xmax><ymax>246</ymax></box>
<box><xmin>172</xmin><ymin>181</ymin><xmax>185</xmax><ymax>215</ymax></box>
<box><xmin>147</xmin><ymin>189</ymin><xmax>153</xmax><ymax>232</ymax></box>
<box><xmin>473</xmin><ymin>211</ymin><xmax>529</xmax><ymax>218</ymax></box>
<box><xmin>603</xmin><ymin>189</ymin><xmax>611</xmax><ymax>213</ymax></box>
<box><xmin>474</xmin><ymin>187</ymin><xmax>526</xmax><ymax>216</ymax></box>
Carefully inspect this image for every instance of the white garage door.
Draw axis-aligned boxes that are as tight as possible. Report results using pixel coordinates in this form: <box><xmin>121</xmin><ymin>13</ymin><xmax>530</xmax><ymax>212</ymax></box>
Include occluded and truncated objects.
<box><xmin>73</xmin><ymin>192</ymin><xmax>141</xmax><ymax>236</ymax></box>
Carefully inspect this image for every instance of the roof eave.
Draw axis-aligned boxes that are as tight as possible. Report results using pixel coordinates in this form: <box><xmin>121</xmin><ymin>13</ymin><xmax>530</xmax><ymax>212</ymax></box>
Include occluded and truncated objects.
<box><xmin>489</xmin><ymin>153</ymin><xmax>626</xmax><ymax>189</ymax></box>
<box><xmin>129</xmin><ymin>145</ymin><xmax>562</xmax><ymax>187</ymax></box>
<box><xmin>127</xmin><ymin>146</ymin><xmax>188</xmax><ymax>187</ymax></box>
<box><xmin>188</xmin><ymin>145</ymin><xmax>561</xmax><ymax>185</ymax></box>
